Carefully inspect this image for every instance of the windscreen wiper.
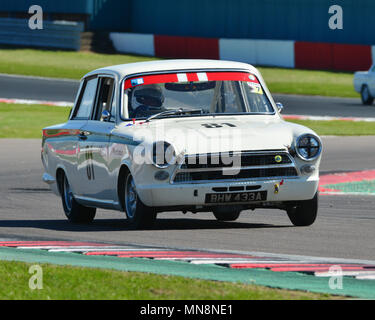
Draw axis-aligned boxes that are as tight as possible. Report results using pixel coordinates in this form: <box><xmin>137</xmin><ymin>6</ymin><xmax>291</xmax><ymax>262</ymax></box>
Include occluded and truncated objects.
<box><xmin>145</xmin><ymin>108</ymin><xmax>205</xmax><ymax>122</ymax></box>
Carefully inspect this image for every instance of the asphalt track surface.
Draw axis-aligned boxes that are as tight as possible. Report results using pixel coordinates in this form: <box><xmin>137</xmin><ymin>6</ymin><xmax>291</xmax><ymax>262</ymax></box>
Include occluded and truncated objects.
<box><xmin>0</xmin><ymin>74</ymin><xmax>78</xmax><ymax>102</ymax></box>
<box><xmin>1</xmin><ymin>73</ymin><xmax>375</xmax><ymax>118</ymax></box>
<box><xmin>1</xmin><ymin>137</ymin><xmax>375</xmax><ymax>261</ymax></box>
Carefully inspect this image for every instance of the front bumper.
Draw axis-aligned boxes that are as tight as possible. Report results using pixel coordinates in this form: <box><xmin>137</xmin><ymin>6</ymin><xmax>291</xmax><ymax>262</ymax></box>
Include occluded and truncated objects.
<box><xmin>136</xmin><ymin>175</ymin><xmax>319</xmax><ymax>207</ymax></box>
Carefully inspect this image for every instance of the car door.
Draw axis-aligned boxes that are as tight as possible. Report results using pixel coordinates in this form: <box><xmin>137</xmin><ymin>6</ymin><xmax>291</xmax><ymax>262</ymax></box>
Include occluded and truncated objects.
<box><xmin>60</xmin><ymin>79</ymin><xmax>93</xmax><ymax>194</ymax></box>
<box><xmin>76</xmin><ymin>75</ymin><xmax>116</xmax><ymax>202</ymax></box>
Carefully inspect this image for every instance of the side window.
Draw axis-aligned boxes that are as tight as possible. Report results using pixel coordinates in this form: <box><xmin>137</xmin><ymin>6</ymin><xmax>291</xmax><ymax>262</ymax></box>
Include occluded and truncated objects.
<box><xmin>93</xmin><ymin>77</ymin><xmax>115</xmax><ymax>121</ymax></box>
<box><xmin>73</xmin><ymin>77</ymin><xmax>98</xmax><ymax>120</ymax></box>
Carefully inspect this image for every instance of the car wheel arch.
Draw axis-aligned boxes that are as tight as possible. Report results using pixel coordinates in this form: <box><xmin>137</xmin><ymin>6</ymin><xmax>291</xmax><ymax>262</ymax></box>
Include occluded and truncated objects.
<box><xmin>117</xmin><ymin>164</ymin><xmax>151</xmax><ymax>210</ymax></box>
<box><xmin>117</xmin><ymin>164</ymin><xmax>131</xmax><ymax>211</ymax></box>
<box><xmin>365</xmin><ymin>84</ymin><xmax>375</xmax><ymax>96</ymax></box>
<box><xmin>56</xmin><ymin>167</ymin><xmax>66</xmax><ymax>196</ymax></box>
<box><xmin>361</xmin><ymin>84</ymin><xmax>374</xmax><ymax>105</ymax></box>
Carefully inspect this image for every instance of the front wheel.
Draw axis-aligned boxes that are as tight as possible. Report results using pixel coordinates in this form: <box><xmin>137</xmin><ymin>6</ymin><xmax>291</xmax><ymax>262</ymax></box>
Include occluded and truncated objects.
<box><xmin>361</xmin><ymin>85</ymin><xmax>374</xmax><ymax>105</ymax></box>
<box><xmin>286</xmin><ymin>193</ymin><xmax>318</xmax><ymax>227</ymax></box>
<box><xmin>60</xmin><ymin>174</ymin><xmax>96</xmax><ymax>223</ymax></box>
<box><xmin>213</xmin><ymin>208</ymin><xmax>241</xmax><ymax>221</ymax></box>
<box><xmin>122</xmin><ymin>172</ymin><xmax>156</xmax><ymax>229</ymax></box>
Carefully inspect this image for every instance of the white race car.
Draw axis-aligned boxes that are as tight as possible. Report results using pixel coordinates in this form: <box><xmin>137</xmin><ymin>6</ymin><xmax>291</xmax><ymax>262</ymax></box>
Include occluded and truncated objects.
<box><xmin>354</xmin><ymin>65</ymin><xmax>375</xmax><ymax>105</ymax></box>
<box><xmin>42</xmin><ymin>60</ymin><xmax>322</xmax><ymax>229</ymax></box>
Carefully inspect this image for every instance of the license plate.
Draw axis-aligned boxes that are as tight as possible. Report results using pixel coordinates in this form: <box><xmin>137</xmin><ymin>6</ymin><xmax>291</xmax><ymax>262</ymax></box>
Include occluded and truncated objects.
<box><xmin>205</xmin><ymin>191</ymin><xmax>267</xmax><ymax>204</ymax></box>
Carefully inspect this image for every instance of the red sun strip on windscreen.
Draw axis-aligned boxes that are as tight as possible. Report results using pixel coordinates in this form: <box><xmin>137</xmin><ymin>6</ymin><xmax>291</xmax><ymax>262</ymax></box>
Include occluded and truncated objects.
<box><xmin>124</xmin><ymin>72</ymin><xmax>259</xmax><ymax>90</ymax></box>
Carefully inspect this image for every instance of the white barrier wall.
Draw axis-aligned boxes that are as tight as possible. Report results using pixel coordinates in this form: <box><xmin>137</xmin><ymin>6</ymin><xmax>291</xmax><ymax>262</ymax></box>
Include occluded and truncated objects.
<box><xmin>219</xmin><ymin>38</ymin><xmax>295</xmax><ymax>68</ymax></box>
<box><xmin>108</xmin><ymin>32</ymin><xmax>374</xmax><ymax>71</ymax></box>
<box><xmin>110</xmin><ymin>32</ymin><xmax>155</xmax><ymax>56</ymax></box>
<box><xmin>109</xmin><ymin>32</ymin><xmax>297</xmax><ymax>68</ymax></box>
<box><xmin>218</xmin><ymin>39</ymin><xmax>257</xmax><ymax>64</ymax></box>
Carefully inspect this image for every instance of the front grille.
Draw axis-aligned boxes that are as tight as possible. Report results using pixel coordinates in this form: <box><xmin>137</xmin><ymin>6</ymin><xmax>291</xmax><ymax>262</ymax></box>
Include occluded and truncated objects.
<box><xmin>174</xmin><ymin>167</ymin><xmax>298</xmax><ymax>183</ymax></box>
<box><xmin>172</xmin><ymin>151</ymin><xmax>298</xmax><ymax>184</ymax></box>
<box><xmin>181</xmin><ymin>152</ymin><xmax>292</xmax><ymax>169</ymax></box>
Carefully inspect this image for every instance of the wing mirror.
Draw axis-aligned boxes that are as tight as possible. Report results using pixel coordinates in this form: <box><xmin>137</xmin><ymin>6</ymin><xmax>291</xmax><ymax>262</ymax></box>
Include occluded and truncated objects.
<box><xmin>276</xmin><ymin>102</ymin><xmax>284</xmax><ymax>113</ymax></box>
<box><xmin>101</xmin><ymin>110</ymin><xmax>111</xmax><ymax>121</ymax></box>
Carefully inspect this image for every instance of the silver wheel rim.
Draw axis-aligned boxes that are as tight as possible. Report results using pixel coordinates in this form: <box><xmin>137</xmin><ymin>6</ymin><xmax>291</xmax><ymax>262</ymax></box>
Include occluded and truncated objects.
<box><xmin>125</xmin><ymin>175</ymin><xmax>137</xmax><ymax>219</ymax></box>
<box><xmin>64</xmin><ymin>176</ymin><xmax>73</xmax><ymax>212</ymax></box>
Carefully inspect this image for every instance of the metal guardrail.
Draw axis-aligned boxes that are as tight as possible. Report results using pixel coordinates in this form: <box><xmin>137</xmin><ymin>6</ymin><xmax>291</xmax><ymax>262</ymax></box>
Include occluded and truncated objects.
<box><xmin>0</xmin><ymin>18</ymin><xmax>84</xmax><ymax>50</ymax></box>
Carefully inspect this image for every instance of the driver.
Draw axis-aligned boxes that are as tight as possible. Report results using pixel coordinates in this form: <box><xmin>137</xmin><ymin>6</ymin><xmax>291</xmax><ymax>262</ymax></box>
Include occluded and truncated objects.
<box><xmin>129</xmin><ymin>84</ymin><xmax>165</xmax><ymax>118</ymax></box>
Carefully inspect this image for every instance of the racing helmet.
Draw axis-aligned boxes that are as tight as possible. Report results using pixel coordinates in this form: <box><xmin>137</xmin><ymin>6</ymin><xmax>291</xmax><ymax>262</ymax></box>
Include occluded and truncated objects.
<box><xmin>133</xmin><ymin>84</ymin><xmax>165</xmax><ymax>108</ymax></box>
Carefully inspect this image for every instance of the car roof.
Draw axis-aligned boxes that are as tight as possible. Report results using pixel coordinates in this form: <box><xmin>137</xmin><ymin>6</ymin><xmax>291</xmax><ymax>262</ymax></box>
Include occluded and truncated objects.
<box><xmin>83</xmin><ymin>59</ymin><xmax>259</xmax><ymax>80</ymax></box>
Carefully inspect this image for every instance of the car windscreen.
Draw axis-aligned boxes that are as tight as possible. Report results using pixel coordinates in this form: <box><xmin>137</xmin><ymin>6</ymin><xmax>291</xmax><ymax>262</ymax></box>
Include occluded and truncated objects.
<box><xmin>123</xmin><ymin>71</ymin><xmax>274</xmax><ymax>119</ymax></box>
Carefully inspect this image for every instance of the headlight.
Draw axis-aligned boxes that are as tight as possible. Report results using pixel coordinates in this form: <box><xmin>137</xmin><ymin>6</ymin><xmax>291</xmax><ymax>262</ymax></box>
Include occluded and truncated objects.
<box><xmin>152</xmin><ymin>141</ymin><xmax>176</xmax><ymax>168</ymax></box>
<box><xmin>295</xmin><ymin>134</ymin><xmax>322</xmax><ymax>161</ymax></box>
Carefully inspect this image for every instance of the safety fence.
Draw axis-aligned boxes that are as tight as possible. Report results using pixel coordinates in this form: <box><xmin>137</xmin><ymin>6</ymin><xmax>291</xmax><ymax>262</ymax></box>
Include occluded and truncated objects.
<box><xmin>110</xmin><ymin>32</ymin><xmax>374</xmax><ymax>72</ymax></box>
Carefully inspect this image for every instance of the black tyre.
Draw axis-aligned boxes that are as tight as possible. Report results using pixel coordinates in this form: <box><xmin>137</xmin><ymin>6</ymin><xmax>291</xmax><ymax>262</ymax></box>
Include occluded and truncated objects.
<box><xmin>60</xmin><ymin>174</ymin><xmax>96</xmax><ymax>223</ymax></box>
<box><xmin>121</xmin><ymin>172</ymin><xmax>156</xmax><ymax>229</ymax></box>
<box><xmin>286</xmin><ymin>192</ymin><xmax>318</xmax><ymax>227</ymax></box>
<box><xmin>361</xmin><ymin>85</ymin><xmax>374</xmax><ymax>105</ymax></box>
<box><xmin>213</xmin><ymin>208</ymin><xmax>241</xmax><ymax>221</ymax></box>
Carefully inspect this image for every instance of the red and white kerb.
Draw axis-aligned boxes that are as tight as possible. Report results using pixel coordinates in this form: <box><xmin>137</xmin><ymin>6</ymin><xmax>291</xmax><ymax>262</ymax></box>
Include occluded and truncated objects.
<box><xmin>124</xmin><ymin>71</ymin><xmax>259</xmax><ymax>90</ymax></box>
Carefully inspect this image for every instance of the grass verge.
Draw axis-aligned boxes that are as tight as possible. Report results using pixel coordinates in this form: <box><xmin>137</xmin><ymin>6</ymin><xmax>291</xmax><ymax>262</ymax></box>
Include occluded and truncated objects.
<box><xmin>0</xmin><ymin>260</ymin><xmax>335</xmax><ymax>300</ymax></box>
<box><xmin>258</xmin><ymin>67</ymin><xmax>357</xmax><ymax>98</ymax></box>
<box><xmin>287</xmin><ymin>119</ymin><xmax>375</xmax><ymax>136</ymax></box>
<box><xmin>1</xmin><ymin>103</ymin><xmax>375</xmax><ymax>138</ymax></box>
<box><xmin>0</xmin><ymin>47</ymin><xmax>358</xmax><ymax>98</ymax></box>
<box><xmin>0</xmin><ymin>103</ymin><xmax>70</xmax><ymax>138</ymax></box>
<box><xmin>0</xmin><ymin>47</ymin><xmax>158</xmax><ymax>80</ymax></box>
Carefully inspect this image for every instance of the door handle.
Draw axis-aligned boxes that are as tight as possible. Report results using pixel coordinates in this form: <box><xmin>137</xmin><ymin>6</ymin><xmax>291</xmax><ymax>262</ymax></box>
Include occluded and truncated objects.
<box><xmin>79</xmin><ymin>131</ymin><xmax>88</xmax><ymax>140</ymax></box>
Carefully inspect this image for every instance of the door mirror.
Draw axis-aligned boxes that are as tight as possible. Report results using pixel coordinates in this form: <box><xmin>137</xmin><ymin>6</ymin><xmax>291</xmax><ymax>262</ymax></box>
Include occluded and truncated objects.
<box><xmin>276</xmin><ymin>102</ymin><xmax>284</xmax><ymax>113</ymax></box>
<box><xmin>101</xmin><ymin>110</ymin><xmax>111</xmax><ymax>121</ymax></box>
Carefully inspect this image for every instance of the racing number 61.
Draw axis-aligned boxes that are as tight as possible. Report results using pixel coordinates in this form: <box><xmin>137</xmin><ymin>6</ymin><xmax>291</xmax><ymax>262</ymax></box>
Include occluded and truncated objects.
<box><xmin>85</xmin><ymin>150</ymin><xmax>95</xmax><ymax>180</ymax></box>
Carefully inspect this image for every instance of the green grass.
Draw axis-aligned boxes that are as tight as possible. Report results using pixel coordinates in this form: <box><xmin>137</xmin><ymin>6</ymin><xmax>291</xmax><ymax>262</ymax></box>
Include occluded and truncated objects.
<box><xmin>287</xmin><ymin>119</ymin><xmax>375</xmax><ymax>136</ymax></box>
<box><xmin>0</xmin><ymin>260</ymin><xmax>335</xmax><ymax>300</ymax></box>
<box><xmin>0</xmin><ymin>47</ymin><xmax>358</xmax><ymax>98</ymax></box>
<box><xmin>1</xmin><ymin>103</ymin><xmax>375</xmax><ymax>138</ymax></box>
<box><xmin>0</xmin><ymin>47</ymin><xmax>158</xmax><ymax>80</ymax></box>
<box><xmin>258</xmin><ymin>67</ymin><xmax>357</xmax><ymax>98</ymax></box>
<box><xmin>0</xmin><ymin>103</ymin><xmax>70</xmax><ymax>138</ymax></box>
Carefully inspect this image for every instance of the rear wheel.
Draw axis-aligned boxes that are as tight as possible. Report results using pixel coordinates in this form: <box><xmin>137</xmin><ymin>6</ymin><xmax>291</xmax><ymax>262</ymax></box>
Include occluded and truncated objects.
<box><xmin>60</xmin><ymin>174</ymin><xmax>96</xmax><ymax>223</ymax></box>
<box><xmin>361</xmin><ymin>85</ymin><xmax>374</xmax><ymax>105</ymax></box>
<box><xmin>286</xmin><ymin>193</ymin><xmax>318</xmax><ymax>226</ymax></box>
<box><xmin>122</xmin><ymin>172</ymin><xmax>156</xmax><ymax>229</ymax></box>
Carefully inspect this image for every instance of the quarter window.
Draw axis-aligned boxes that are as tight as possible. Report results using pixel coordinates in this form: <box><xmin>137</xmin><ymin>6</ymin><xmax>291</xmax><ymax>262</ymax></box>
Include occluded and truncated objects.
<box><xmin>74</xmin><ymin>77</ymin><xmax>98</xmax><ymax>119</ymax></box>
<box><xmin>93</xmin><ymin>77</ymin><xmax>115</xmax><ymax>121</ymax></box>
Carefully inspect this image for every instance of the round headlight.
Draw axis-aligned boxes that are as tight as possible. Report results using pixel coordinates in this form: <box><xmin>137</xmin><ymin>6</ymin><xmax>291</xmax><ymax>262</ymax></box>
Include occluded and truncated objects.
<box><xmin>296</xmin><ymin>134</ymin><xmax>322</xmax><ymax>161</ymax></box>
<box><xmin>152</xmin><ymin>141</ymin><xmax>176</xmax><ymax>168</ymax></box>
